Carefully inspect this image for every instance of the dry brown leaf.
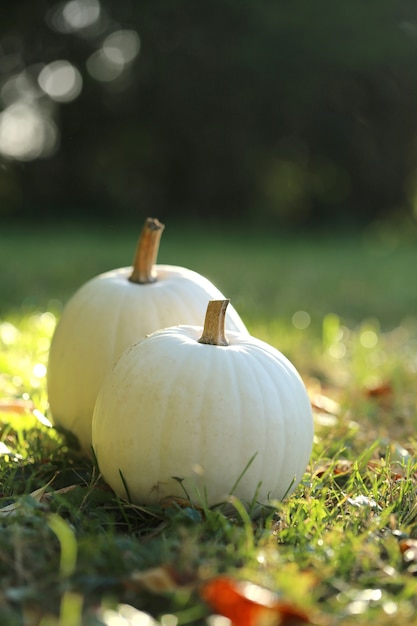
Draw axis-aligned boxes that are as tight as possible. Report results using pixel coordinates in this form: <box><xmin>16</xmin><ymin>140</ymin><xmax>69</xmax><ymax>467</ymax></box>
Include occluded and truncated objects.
<box><xmin>127</xmin><ymin>565</ymin><xmax>195</xmax><ymax>594</ymax></box>
<box><xmin>40</xmin><ymin>484</ymin><xmax>79</xmax><ymax>502</ymax></box>
<box><xmin>364</xmin><ymin>381</ymin><xmax>393</xmax><ymax>399</ymax></box>
<box><xmin>310</xmin><ymin>393</ymin><xmax>341</xmax><ymax>416</ymax></box>
<box><xmin>313</xmin><ymin>459</ymin><xmax>353</xmax><ymax>479</ymax></box>
<box><xmin>0</xmin><ymin>399</ymin><xmax>35</xmax><ymax>415</ymax></box>
<box><xmin>0</xmin><ymin>480</ymin><xmax>53</xmax><ymax>516</ymax></box>
<box><xmin>159</xmin><ymin>496</ymin><xmax>203</xmax><ymax>514</ymax></box>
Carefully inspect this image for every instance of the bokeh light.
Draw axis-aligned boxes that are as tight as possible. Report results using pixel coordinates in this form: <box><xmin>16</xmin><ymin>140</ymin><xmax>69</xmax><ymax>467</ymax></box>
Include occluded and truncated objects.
<box><xmin>1</xmin><ymin>70</ymin><xmax>42</xmax><ymax>105</ymax></box>
<box><xmin>103</xmin><ymin>30</ymin><xmax>141</xmax><ymax>65</ymax></box>
<box><xmin>292</xmin><ymin>310</ymin><xmax>311</xmax><ymax>329</ymax></box>
<box><xmin>86</xmin><ymin>29</ymin><xmax>140</xmax><ymax>82</ymax></box>
<box><xmin>38</xmin><ymin>60</ymin><xmax>83</xmax><ymax>103</ymax></box>
<box><xmin>0</xmin><ymin>102</ymin><xmax>58</xmax><ymax>161</ymax></box>
<box><xmin>48</xmin><ymin>0</ymin><xmax>101</xmax><ymax>34</ymax></box>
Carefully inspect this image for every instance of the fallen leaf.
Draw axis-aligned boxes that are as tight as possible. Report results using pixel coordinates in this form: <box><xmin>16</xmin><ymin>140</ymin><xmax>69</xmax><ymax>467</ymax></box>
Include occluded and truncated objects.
<box><xmin>200</xmin><ymin>576</ymin><xmax>312</xmax><ymax>626</ymax></box>
<box><xmin>0</xmin><ymin>480</ymin><xmax>53</xmax><ymax>516</ymax></box>
<box><xmin>127</xmin><ymin>565</ymin><xmax>195</xmax><ymax>594</ymax></box>
<box><xmin>130</xmin><ymin>566</ymin><xmax>179</xmax><ymax>594</ymax></box>
<box><xmin>313</xmin><ymin>459</ymin><xmax>353</xmax><ymax>479</ymax></box>
<box><xmin>398</xmin><ymin>538</ymin><xmax>417</xmax><ymax>575</ymax></box>
<box><xmin>310</xmin><ymin>393</ymin><xmax>340</xmax><ymax>416</ymax></box>
<box><xmin>364</xmin><ymin>382</ymin><xmax>393</xmax><ymax>399</ymax></box>
<box><xmin>40</xmin><ymin>484</ymin><xmax>79</xmax><ymax>502</ymax></box>
<box><xmin>398</xmin><ymin>538</ymin><xmax>417</xmax><ymax>554</ymax></box>
<box><xmin>314</xmin><ymin>457</ymin><xmax>416</xmax><ymax>486</ymax></box>
<box><xmin>0</xmin><ymin>399</ymin><xmax>35</xmax><ymax>414</ymax></box>
<box><xmin>366</xmin><ymin>459</ymin><xmax>410</xmax><ymax>482</ymax></box>
<box><xmin>399</xmin><ymin>539</ymin><xmax>417</xmax><ymax>557</ymax></box>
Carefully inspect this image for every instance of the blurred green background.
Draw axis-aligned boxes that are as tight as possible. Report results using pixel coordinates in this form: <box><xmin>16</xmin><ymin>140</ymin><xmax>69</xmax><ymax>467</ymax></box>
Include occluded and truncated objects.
<box><xmin>2</xmin><ymin>0</ymin><xmax>417</xmax><ymax>230</ymax></box>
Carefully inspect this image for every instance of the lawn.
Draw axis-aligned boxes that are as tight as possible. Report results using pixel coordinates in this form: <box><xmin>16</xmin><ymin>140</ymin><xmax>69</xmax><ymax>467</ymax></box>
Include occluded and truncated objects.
<box><xmin>1</xmin><ymin>219</ymin><xmax>417</xmax><ymax>625</ymax></box>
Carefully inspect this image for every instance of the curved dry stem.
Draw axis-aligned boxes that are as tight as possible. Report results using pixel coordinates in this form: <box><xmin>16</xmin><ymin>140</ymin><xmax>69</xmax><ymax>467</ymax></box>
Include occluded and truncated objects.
<box><xmin>129</xmin><ymin>217</ymin><xmax>165</xmax><ymax>284</ymax></box>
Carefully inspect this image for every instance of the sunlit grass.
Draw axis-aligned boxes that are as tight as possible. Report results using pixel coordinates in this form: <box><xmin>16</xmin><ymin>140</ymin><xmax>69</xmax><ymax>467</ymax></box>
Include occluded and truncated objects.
<box><xmin>1</xmin><ymin>306</ymin><xmax>417</xmax><ymax>624</ymax></box>
<box><xmin>1</xmin><ymin>224</ymin><xmax>417</xmax><ymax>624</ymax></box>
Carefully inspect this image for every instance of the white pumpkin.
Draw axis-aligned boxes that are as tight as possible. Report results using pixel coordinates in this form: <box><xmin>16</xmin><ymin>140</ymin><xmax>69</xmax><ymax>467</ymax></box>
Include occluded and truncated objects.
<box><xmin>47</xmin><ymin>220</ymin><xmax>247</xmax><ymax>454</ymax></box>
<box><xmin>92</xmin><ymin>300</ymin><xmax>314</xmax><ymax>507</ymax></box>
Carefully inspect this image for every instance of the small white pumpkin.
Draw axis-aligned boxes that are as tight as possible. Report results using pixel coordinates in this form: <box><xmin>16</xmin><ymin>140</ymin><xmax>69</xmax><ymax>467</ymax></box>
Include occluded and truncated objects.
<box><xmin>92</xmin><ymin>300</ymin><xmax>314</xmax><ymax>507</ymax></box>
<box><xmin>47</xmin><ymin>220</ymin><xmax>247</xmax><ymax>454</ymax></box>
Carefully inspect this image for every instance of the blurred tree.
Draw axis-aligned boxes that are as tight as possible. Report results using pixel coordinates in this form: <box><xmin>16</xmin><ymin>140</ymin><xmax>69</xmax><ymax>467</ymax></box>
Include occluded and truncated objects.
<box><xmin>1</xmin><ymin>0</ymin><xmax>417</xmax><ymax>228</ymax></box>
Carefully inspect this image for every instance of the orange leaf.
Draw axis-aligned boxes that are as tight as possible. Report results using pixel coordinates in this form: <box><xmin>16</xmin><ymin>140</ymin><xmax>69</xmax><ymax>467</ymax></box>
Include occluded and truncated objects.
<box><xmin>200</xmin><ymin>576</ymin><xmax>311</xmax><ymax>626</ymax></box>
<box><xmin>0</xmin><ymin>399</ymin><xmax>35</xmax><ymax>414</ymax></box>
<box><xmin>399</xmin><ymin>538</ymin><xmax>417</xmax><ymax>574</ymax></box>
<box><xmin>399</xmin><ymin>538</ymin><xmax>417</xmax><ymax>556</ymax></box>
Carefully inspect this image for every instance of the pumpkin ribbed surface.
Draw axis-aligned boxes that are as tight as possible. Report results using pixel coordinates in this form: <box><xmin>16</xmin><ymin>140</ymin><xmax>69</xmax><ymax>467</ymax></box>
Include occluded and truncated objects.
<box><xmin>47</xmin><ymin>265</ymin><xmax>248</xmax><ymax>453</ymax></box>
<box><xmin>92</xmin><ymin>325</ymin><xmax>314</xmax><ymax>506</ymax></box>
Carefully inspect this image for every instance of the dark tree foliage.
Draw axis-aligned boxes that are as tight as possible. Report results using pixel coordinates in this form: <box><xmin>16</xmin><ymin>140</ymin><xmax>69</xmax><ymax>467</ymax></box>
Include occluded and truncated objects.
<box><xmin>1</xmin><ymin>0</ymin><xmax>417</xmax><ymax>228</ymax></box>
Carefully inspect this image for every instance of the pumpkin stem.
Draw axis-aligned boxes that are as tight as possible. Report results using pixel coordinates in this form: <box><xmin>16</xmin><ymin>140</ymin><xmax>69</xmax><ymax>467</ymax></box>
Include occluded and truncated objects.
<box><xmin>198</xmin><ymin>300</ymin><xmax>230</xmax><ymax>346</ymax></box>
<box><xmin>129</xmin><ymin>217</ymin><xmax>165</xmax><ymax>284</ymax></box>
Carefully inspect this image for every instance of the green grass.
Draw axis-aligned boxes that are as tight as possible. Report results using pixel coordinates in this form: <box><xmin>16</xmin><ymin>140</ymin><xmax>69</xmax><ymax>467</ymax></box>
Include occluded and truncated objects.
<box><xmin>2</xmin><ymin>219</ymin><xmax>417</xmax><ymax>328</ymax></box>
<box><xmin>1</xmin><ymin>221</ymin><xmax>417</xmax><ymax>625</ymax></box>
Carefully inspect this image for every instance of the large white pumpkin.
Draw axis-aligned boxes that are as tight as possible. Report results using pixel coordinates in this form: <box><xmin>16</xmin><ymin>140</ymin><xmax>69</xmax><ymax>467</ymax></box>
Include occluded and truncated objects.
<box><xmin>92</xmin><ymin>300</ymin><xmax>314</xmax><ymax>507</ymax></box>
<box><xmin>47</xmin><ymin>220</ymin><xmax>247</xmax><ymax>454</ymax></box>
